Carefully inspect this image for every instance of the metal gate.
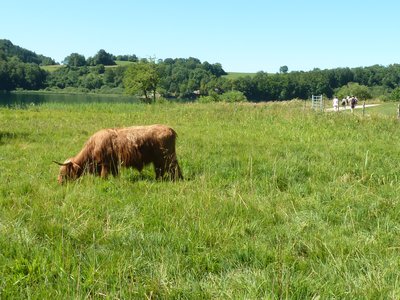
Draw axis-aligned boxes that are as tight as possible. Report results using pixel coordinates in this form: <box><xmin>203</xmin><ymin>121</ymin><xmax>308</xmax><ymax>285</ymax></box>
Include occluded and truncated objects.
<box><xmin>311</xmin><ymin>95</ymin><xmax>323</xmax><ymax>111</ymax></box>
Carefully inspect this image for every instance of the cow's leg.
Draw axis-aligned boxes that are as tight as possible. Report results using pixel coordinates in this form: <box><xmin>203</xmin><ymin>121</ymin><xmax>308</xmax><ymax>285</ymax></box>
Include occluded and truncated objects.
<box><xmin>154</xmin><ymin>163</ymin><xmax>165</xmax><ymax>180</ymax></box>
<box><xmin>100</xmin><ymin>164</ymin><xmax>109</xmax><ymax>178</ymax></box>
<box><xmin>171</xmin><ymin>160</ymin><xmax>183</xmax><ymax>180</ymax></box>
<box><xmin>165</xmin><ymin>154</ymin><xmax>183</xmax><ymax>180</ymax></box>
<box><xmin>92</xmin><ymin>162</ymin><xmax>102</xmax><ymax>176</ymax></box>
<box><xmin>97</xmin><ymin>164</ymin><xmax>102</xmax><ymax>176</ymax></box>
<box><xmin>111</xmin><ymin>165</ymin><xmax>119</xmax><ymax>176</ymax></box>
<box><xmin>110</xmin><ymin>158</ymin><xmax>119</xmax><ymax>177</ymax></box>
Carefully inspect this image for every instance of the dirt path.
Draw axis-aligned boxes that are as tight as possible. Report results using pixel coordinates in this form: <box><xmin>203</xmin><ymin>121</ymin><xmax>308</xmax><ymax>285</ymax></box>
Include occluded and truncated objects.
<box><xmin>325</xmin><ymin>104</ymin><xmax>380</xmax><ymax>112</ymax></box>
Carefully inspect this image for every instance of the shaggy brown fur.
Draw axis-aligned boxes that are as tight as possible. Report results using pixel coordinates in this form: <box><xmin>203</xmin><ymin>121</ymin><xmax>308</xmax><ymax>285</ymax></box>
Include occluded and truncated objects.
<box><xmin>55</xmin><ymin>124</ymin><xmax>183</xmax><ymax>184</ymax></box>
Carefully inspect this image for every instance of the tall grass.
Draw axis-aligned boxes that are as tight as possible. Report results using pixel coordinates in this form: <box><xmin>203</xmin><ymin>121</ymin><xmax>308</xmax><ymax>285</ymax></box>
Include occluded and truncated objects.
<box><xmin>1</xmin><ymin>101</ymin><xmax>400</xmax><ymax>298</ymax></box>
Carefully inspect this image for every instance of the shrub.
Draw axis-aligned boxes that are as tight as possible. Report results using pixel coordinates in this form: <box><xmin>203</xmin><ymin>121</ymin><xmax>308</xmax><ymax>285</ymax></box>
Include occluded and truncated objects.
<box><xmin>198</xmin><ymin>95</ymin><xmax>215</xmax><ymax>103</ymax></box>
<box><xmin>198</xmin><ymin>90</ymin><xmax>248</xmax><ymax>103</ymax></box>
<box><xmin>198</xmin><ymin>91</ymin><xmax>220</xmax><ymax>103</ymax></box>
<box><xmin>221</xmin><ymin>90</ymin><xmax>247</xmax><ymax>102</ymax></box>
<box><xmin>335</xmin><ymin>82</ymin><xmax>372</xmax><ymax>100</ymax></box>
<box><xmin>390</xmin><ymin>87</ymin><xmax>400</xmax><ymax>101</ymax></box>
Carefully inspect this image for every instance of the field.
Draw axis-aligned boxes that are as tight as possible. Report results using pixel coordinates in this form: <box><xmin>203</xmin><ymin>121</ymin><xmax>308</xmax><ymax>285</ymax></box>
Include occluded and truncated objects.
<box><xmin>1</xmin><ymin>100</ymin><xmax>400</xmax><ymax>298</ymax></box>
<box><xmin>40</xmin><ymin>65</ymin><xmax>63</xmax><ymax>73</ymax></box>
<box><xmin>40</xmin><ymin>61</ymin><xmax>134</xmax><ymax>73</ymax></box>
<box><xmin>223</xmin><ymin>72</ymin><xmax>257</xmax><ymax>79</ymax></box>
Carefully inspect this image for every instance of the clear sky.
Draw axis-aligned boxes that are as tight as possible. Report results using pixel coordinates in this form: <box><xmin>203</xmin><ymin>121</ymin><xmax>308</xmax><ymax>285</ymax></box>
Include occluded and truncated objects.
<box><xmin>2</xmin><ymin>0</ymin><xmax>399</xmax><ymax>73</ymax></box>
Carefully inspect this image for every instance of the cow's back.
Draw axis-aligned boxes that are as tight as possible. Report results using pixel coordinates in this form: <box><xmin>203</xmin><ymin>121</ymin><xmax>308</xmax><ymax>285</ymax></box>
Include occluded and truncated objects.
<box><xmin>115</xmin><ymin>125</ymin><xmax>177</xmax><ymax>166</ymax></box>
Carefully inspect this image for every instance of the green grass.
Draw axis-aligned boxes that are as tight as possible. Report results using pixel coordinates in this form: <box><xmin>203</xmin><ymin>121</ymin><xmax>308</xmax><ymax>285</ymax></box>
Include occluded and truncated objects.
<box><xmin>367</xmin><ymin>102</ymin><xmax>400</xmax><ymax>117</ymax></box>
<box><xmin>1</xmin><ymin>100</ymin><xmax>400</xmax><ymax>298</ymax></box>
<box><xmin>40</xmin><ymin>65</ymin><xmax>63</xmax><ymax>73</ymax></box>
<box><xmin>40</xmin><ymin>60</ymin><xmax>133</xmax><ymax>73</ymax></box>
<box><xmin>114</xmin><ymin>60</ymin><xmax>135</xmax><ymax>66</ymax></box>
<box><xmin>224</xmin><ymin>72</ymin><xmax>257</xmax><ymax>79</ymax></box>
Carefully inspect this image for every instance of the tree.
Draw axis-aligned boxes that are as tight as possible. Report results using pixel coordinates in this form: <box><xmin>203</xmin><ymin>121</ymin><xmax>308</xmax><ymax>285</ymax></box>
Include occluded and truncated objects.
<box><xmin>231</xmin><ymin>76</ymin><xmax>256</xmax><ymax>100</ymax></box>
<box><xmin>123</xmin><ymin>61</ymin><xmax>159</xmax><ymax>103</ymax></box>
<box><xmin>390</xmin><ymin>87</ymin><xmax>400</xmax><ymax>101</ymax></box>
<box><xmin>116</xmin><ymin>54</ymin><xmax>138</xmax><ymax>62</ymax></box>
<box><xmin>93</xmin><ymin>64</ymin><xmax>105</xmax><ymax>74</ymax></box>
<box><xmin>24</xmin><ymin>63</ymin><xmax>47</xmax><ymax>89</ymax></box>
<box><xmin>63</xmin><ymin>53</ymin><xmax>86</xmax><ymax>67</ymax></box>
<box><xmin>81</xmin><ymin>73</ymin><xmax>103</xmax><ymax>90</ymax></box>
<box><xmin>279</xmin><ymin>65</ymin><xmax>288</xmax><ymax>74</ymax></box>
<box><xmin>104</xmin><ymin>68</ymin><xmax>116</xmax><ymax>86</ymax></box>
<box><xmin>0</xmin><ymin>60</ymin><xmax>11</xmax><ymax>90</ymax></box>
<box><xmin>88</xmin><ymin>49</ymin><xmax>115</xmax><ymax>66</ymax></box>
<box><xmin>202</xmin><ymin>62</ymin><xmax>227</xmax><ymax>77</ymax></box>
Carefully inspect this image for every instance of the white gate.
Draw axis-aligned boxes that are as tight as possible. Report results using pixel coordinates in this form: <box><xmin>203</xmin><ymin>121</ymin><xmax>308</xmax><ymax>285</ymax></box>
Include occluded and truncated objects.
<box><xmin>311</xmin><ymin>95</ymin><xmax>323</xmax><ymax>111</ymax></box>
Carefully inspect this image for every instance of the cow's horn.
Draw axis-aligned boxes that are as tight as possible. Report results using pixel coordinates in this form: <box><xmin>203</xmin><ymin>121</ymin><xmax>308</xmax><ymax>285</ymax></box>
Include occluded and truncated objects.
<box><xmin>52</xmin><ymin>160</ymin><xmax>71</xmax><ymax>166</ymax></box>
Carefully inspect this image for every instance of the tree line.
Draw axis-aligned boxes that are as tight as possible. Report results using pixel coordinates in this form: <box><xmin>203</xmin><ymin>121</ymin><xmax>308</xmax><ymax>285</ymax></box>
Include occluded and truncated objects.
<box><xmin>1</xmin><ymin>39</ymin><xmax>400</xmax><ymax>101</ymax></box>
<box><xmin>229</xmin><ymin>65</ymin><xmax>400</xmax><ymax>101</ymax></box>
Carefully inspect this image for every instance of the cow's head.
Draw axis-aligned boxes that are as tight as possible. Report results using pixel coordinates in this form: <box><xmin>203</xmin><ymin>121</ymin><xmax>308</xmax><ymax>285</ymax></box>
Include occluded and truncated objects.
<box><xmin>53</xmin><ymin>159</ymin><xmax>81</xmax><ymax>184</ymax></box>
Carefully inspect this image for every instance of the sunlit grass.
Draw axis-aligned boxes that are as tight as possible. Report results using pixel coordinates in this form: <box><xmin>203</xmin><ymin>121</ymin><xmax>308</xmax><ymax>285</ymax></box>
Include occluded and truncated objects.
<box><xmin>367</xmin><ymin>102</ymin><xmax>400</xmax><ymax>117</ymax></box>
<box><xmin>223</xmin><ymin>72</ymin><xmax>257</xmax><ymax>79</ymax></box>
<box><xmin>40</xmin><ymin>65</ymin><xmax>63</xmax><ymax>72</ymax></box>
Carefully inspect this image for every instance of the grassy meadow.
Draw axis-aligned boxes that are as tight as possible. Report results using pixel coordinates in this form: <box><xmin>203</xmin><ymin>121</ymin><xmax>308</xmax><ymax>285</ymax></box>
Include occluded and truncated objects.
<box><xmin>40</xmin><ymin>61</ymin><xmax>135</xmax><ymax>73</ymax></box>
<box><xmin>1</xmin><ymin>100</ymin><xmax>400</xmax><ymax>298</ymax></box>
<box><xmin>223</xmin><ymin>72</ymin><xmax>257</xmax><ymax>79</ymax></box>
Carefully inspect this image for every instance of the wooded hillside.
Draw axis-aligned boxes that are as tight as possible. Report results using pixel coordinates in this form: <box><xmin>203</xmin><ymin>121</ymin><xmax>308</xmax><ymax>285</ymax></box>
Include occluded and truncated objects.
<box><xmin>1</xmin><ymin>39</ymin><xmax>400</xmax><ymax>101</ymax></box>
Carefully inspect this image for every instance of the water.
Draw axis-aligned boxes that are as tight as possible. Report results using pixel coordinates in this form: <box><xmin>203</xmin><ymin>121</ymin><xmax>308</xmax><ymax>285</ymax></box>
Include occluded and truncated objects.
<box><xmin>0</xmin><ymin>91</ymin><xmax>138</xmax><ymax>106</ymax></box>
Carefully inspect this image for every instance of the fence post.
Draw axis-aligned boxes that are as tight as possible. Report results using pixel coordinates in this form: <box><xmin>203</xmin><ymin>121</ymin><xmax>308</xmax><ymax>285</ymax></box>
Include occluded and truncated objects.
<box><xmin>398</xmin><ymin>104</ymin><xmax>400</xmax><ymax>120</ymax></box>
<box><xmin>362</xmin><ymin>101</ymin><xmax>365</xmax><ymax>116</ymax></box>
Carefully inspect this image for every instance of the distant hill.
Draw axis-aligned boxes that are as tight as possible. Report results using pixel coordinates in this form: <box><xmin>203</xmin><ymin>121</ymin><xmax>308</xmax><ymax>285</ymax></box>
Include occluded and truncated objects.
<box><xmin>0</xmin><ymin>39</ymin><xmax>56</xmax><ymax>65</ymax></box>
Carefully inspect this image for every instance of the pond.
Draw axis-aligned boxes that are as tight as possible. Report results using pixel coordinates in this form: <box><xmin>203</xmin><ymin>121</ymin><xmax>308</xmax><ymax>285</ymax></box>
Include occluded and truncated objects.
<box><xmin>0</xmin><ymin>91</ymin><xmax>138</xmax><ymax>106</ymax></box>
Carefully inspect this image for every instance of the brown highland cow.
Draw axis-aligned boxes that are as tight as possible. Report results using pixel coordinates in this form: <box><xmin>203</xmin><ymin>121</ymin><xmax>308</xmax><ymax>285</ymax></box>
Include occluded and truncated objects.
<box><xmin>54</xmin><ymin>124</ymin><xmax>183</xmax><ymax>184</ymax></box>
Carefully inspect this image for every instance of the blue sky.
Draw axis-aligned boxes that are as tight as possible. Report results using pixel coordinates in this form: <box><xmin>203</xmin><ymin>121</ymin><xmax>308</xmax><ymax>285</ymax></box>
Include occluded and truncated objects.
<box><xmin>2</xmin><ymin>0</ymin><xmax>399</xmax><ymax>72</ymax></box>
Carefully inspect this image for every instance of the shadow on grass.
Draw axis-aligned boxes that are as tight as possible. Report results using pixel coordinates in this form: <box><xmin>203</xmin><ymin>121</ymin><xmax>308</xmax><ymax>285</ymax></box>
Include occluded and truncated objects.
<box><xmin>0</xmin><ymin>131</ymin><xmax>30</xmax><ymax>145</ymax></box>
<box><xmin>125</xmin><ymin>172</ymin><xmax>156</xmax><ymax>183</ymax></box>
<box><xmin>123</xmin><ymin>169</ymin><xmax>192</xmax><ymax>183</ymax></box>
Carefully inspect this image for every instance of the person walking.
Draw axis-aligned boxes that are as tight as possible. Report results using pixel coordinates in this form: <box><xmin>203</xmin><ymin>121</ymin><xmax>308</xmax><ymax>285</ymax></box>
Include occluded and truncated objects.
<box><xmin>333</xmin><ymin>96</ymin><xmax>339</xmax><ymax>112</ymax></box>
<box><xmin>350</xmin><ymin>96</ymin><xmax>357</xmax><ymax>113</ymax></box>
<box><xmin>341</xmin><ymin>97</ymin><xmax>347</xmax><ymax>110</ymax></box>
